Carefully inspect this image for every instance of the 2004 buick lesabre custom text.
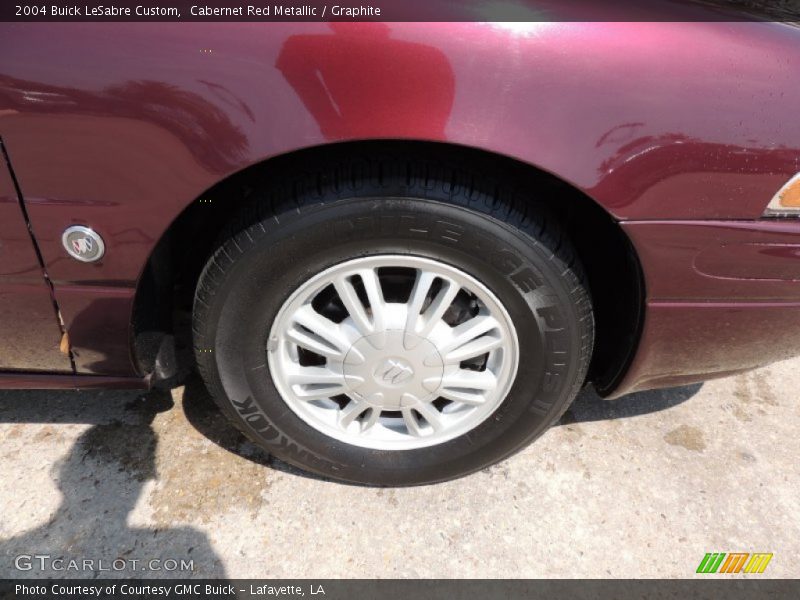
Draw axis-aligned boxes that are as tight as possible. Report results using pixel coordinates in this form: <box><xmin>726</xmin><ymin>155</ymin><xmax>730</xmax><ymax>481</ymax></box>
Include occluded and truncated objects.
<box><xmin>16</xmin><ymin>5</ymin><xmax>181</xmax><ymax>16</ymax></box>
<box><xmin>1</xmin><ymin>14</ymin><xmax>800</xmax><ymax>485</ymax></box>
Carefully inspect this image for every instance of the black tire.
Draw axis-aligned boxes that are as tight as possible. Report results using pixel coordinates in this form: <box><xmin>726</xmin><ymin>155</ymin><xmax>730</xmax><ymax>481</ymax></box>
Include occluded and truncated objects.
<box><xmin>193</xmin><ymin>154</ymin><xmax>593</xmax><ymax>485</ymax></box>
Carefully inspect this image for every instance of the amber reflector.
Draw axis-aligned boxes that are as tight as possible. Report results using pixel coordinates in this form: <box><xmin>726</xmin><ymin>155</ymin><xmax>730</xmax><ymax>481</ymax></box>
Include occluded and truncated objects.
<box><xmin>765</xmin><ymin>173</ymin><xmax>800</xmax><ymax>215</ymax></box>
<box><xmin>778</xmin><ymin>179</ymin><xmax>800</xmax><ymax>207</ymax></box>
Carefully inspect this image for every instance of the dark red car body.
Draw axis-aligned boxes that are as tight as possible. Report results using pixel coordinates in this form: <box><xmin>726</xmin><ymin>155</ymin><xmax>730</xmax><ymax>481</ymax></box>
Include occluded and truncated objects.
<box><xmin>1</xmin><ymin>20</ymin><xmax>800</xmax><ymax>397</ymax></box>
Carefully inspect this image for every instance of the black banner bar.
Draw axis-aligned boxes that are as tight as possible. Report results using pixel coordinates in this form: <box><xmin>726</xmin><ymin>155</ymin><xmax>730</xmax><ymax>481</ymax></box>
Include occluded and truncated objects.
<box><xmin>2</xmin><ymin>580</ymin><xmax>800</xmax><ymax>600</ymax></box>
<box><xmin>2</xmin><ymin>0</ymin><xmax>800</xmax><ymax>22</ymax></box>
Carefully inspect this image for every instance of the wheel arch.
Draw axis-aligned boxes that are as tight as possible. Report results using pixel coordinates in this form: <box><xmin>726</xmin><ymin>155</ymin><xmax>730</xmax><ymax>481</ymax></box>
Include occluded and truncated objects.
<box><xmin>132</xmin><ymin>140</ymin><xmax>644</xmax><ymax>395</ymax></box>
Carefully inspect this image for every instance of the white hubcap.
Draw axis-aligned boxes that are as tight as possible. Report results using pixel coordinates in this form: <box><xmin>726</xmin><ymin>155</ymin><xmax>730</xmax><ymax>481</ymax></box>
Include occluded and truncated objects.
<box><xmin>343</xmin><ymin>331</ymin><xmax>443</xmax><ymax>410</ymax></box>
<box><xmin>267</xmin><ymin>255</ymin><xmax>519</xmax><ymax>450</ymax></box>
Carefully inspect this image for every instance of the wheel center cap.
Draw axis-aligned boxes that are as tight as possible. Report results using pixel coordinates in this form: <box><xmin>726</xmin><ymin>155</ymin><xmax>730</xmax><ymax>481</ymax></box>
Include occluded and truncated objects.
<box><xmin>343</xmin><ymin>331</ymin><xmax>444</xmax><ymax>409</ymax></box>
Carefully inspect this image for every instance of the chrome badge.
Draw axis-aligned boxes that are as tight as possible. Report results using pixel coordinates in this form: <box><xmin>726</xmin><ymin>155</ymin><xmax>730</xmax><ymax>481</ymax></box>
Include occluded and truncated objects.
<box><xmin>62</xmin><ymin>226</ymin><xmax>105</xmax><ymax>263</ymax></box>
<box><xmin>375</xmin><ymin>358</ymin><xmax>415</xmax><ymax>385</ymax></box>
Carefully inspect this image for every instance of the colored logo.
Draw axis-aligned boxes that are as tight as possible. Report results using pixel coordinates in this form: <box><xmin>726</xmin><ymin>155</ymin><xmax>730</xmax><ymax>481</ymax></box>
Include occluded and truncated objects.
<box><xmin>696</xmin><ymin>552</ymin><xmax>773</xmax><ymax>574</ymax></box>
<box><xmin>62</xmin><ymin>225</ymin><xmax>105</xmax><ymax>263</ymax></box>
<box><xmin>72</xmin><ymin>236</ymin><xmax>94</xmax><ymax>255</ymax></box>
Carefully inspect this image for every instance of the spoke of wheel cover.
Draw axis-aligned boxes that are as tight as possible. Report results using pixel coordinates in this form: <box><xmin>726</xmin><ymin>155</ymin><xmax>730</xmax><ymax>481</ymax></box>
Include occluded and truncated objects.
<box><xmin>413</xmin><ymin>402</ymin><xmax>444</xmax><ymax>432</ymax></box>
<box><xmin>431</xmin><ymin>370</ymin><xmax>497</xmax><ymax>405</ymax></box>
<box><xmin>361</xmin><ymin>408</ymin><xmax>381</xmax><ymax>432</ymax></box>
<box><xmin>401</xmin><ymin>403</ymin><xmax>443</xmax><ymax>435</ymax></box>
<box><xmin>288</xmin><ymin>366</ymin><xmax>362</xmax><ymax>388</ymax></box>
<box><xmin>405</xmin><ymin>270</ymin><xmax>436</xmax><ymax>340</ymax></box>
<box><xmin>401</xmin><ymin>407</ymin><xmax>425</xmax><ymax>437</ymax></box>
<box><xmin>288</xmin><ymin>366</ymin><xmax>345</xmax><ymax>385</ymax></box>
<box><xmin>333</xmin><ymin>275</ymin><xmax>372</xmax><ymax>337</ymax></box>
<box><xmin>440</xmin><ymin>369</ymin><xmax>497</xmax><ymax>390</ymax></box>
<box><xmin>286</xmin><ymin>327</ymin><xmax>343</xmax><ymax>361</ymax></box>
<box><xmin>294</xmin><ymin>383</ymin><xmax>350</xmax><ymax>401</ymax></box>
<box><xmin>405</xmin><ymin>271</ymin><xmax>459</xmax><ymax>347</ymax></box>
<box><xmin>357</xmin><ymin>268</ymin><xmax>386</xmax><ymax>346</ymax></box>
<box><xmin>288</xmin><ymin>305</ymin><xmax>350</xmax><ymax>360</ymax></box>
<box><xmin>339</xmin><ymin>400</ymin><xmax>369</xmax><ymax>428</ymax></box>
<box><xmin>445</xmin><ymin>335</ymin><xmax>502</xmax><ymax>364</ymax></box>
<box><xmin>438</xmin><ymin>315</ymin><xmax>501</xmax><ymax>363</ymax></box>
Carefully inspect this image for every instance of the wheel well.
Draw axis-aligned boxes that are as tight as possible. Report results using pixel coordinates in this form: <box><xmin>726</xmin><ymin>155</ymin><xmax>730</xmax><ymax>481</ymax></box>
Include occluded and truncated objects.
<box><xmin>133</xmin><ymin>140</ymin><xmax>643</xmax><ymax>394</ymax></box>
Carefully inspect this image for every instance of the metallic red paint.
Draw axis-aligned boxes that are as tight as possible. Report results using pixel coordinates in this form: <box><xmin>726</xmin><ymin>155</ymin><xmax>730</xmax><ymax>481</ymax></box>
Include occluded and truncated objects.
<box><xmin>1</xmin><ymin>21</ymin><xmax>800</xmax><ymax>392</ymax></box>
<box><xmin>0</xmin><ymin>141</ymin><xmax>71</xmax><ymax>372</ymax></box>
<box><xmin>614</xmin><ymin>220</ymin><xmax>800</xmax><ymax>395</ymax></box>
<box><xmin>623</xmin><ymin>220</ymin><xmax>800</xmax><ymax>301</ymax></box>
<box><xmin>611</xmin><ymin>302</ymin><xmax>800</xmax><ymax>395</ymax></box>
<box><xmin>0</xmin><ymin>372</ymin><xmax>147</xmax><ymax>389</ymax></box>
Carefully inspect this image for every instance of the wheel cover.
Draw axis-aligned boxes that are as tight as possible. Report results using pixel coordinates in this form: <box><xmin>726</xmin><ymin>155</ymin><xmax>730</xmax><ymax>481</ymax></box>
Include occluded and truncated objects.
<box><xmin>267</xmin><ymin>255</ymin><xmax>519</xmax><ymax>450</ymax></box>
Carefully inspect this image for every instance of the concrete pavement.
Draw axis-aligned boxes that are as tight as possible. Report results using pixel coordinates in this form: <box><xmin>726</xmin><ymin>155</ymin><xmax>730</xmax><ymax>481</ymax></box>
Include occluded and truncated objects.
<box><xmin>1</xmin><ymin>358</ymin><xmax>797</xmax><ymax>578</ymax></box>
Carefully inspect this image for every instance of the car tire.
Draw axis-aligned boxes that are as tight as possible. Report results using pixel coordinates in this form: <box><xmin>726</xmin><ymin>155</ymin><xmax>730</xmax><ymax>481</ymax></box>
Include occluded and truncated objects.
<box><xmin>193</xmin><ymin>155</ymin><xmax>593</xmax><ymax>485</ymax></box>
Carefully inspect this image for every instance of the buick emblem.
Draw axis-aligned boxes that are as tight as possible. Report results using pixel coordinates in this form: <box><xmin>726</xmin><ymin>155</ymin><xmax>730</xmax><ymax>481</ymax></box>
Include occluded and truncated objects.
<box><xmin>375</xmin><ymin>358</ymin><xmax>415</xmax><ymax>385</ymax></box>
<box><xmin>62</xmin><ymin>226</ymin><xmax>105</xmax><ymax>263</ymax></box>
<box><xmin>72</xmin><ymin>236</ymin><xmax>93</xmax><ymax>255</ymax></box>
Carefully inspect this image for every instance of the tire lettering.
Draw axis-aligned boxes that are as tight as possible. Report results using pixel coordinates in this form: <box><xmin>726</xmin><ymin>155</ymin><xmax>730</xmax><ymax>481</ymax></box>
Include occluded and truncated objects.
<box><xmin>432</xmin><ymin>220</ymin><xmax>463</xmax><ymax>243</ymax></box>
<box><xmin>541</xmin><ymin>371</ymin><xmax>562</xmax><ymax>393</ymax></box>
<box><xmin>333</xmin><ymin>215</ymin><xmax>376</xmax><ymax>238</ymax></box>
<box><xmin>511</xmin><ymin>267</ymin><xmax>544</xmax><ymax>293</ymax></box>
<box><xmin>537</xmin><ymin>305</ymin><xmax>566</xmax><ymax>330</ymax></box>
<box><xmin>540</xmin><ymin>327</ymin><xmax>569</xmax><ymax>394</ymax></box>
<box><xmin>232</xmin><ymin>396</ymin><xmax>271</xmax><ymax>434</ymax></box>
<box><xmin>490</xmin><ymin>248</ymin><xmax>520</xmax><ymax>273</ymax></box>
<box><xmin>230</xmin><ymin>396</ymin><xmax>343</xmax><ymax>466</ymax></box>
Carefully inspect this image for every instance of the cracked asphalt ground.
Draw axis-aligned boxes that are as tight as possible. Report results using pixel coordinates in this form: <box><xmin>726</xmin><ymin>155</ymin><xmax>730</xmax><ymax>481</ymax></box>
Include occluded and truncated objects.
<box><xmin>1</xmin><ymin>358</ymin><xmax>798</xmax><ymax>579</ymax></box>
